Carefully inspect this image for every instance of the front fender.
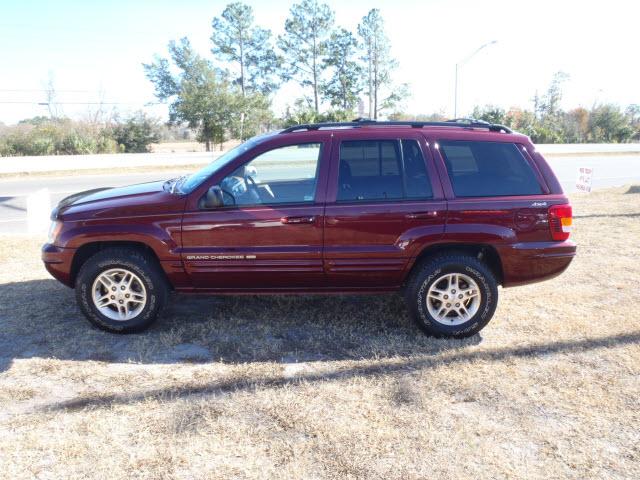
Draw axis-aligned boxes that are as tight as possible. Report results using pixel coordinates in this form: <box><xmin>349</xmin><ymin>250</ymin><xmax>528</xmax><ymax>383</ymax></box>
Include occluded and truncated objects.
<box><xmin>56</xmin><ymin>214</ymin><xmax>183</xmax><ymax>262</ymax></box>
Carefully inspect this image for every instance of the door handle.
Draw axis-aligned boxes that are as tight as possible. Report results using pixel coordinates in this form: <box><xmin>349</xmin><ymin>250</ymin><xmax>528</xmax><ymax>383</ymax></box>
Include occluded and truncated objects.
<box><xmin>281</xmin><ymin>215</ymin><xmax>316</xmax><ymax>224</ymax></box>
<box><xmin>406</xmin><ymin>211</ymin><xmax>440</xmax><ymax>219</ymax></box>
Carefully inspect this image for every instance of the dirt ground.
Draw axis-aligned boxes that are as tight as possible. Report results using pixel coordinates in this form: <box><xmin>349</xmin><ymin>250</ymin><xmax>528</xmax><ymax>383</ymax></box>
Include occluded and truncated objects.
<box><xmin>0</xmin><ymin>186</ymin><xmax>639</xmax><ymax>479</ymax></box>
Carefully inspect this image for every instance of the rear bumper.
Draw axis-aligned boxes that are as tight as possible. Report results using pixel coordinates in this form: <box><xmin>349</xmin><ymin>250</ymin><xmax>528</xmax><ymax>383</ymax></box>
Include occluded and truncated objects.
<box><xmin>42</xmin><ymin>243</ymin><xmax>75</xmax><ymax>287</ymax></box>
<box><xmin>498</xmin><ymin>240</ymin><xmax>576</xmax><ymax>287</ymax></box>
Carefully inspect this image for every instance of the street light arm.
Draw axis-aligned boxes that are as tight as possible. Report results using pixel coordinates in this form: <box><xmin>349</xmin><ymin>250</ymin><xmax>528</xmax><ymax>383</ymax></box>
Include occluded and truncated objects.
<box><xmin>453</xmin><ymin>40</ymin><xmax>497</xmax><ymax>118</ymax></box>
<box><xmin>459</xmin><ymin>40</ymin><xmax>498</xmax><ymax>66</ymax></box>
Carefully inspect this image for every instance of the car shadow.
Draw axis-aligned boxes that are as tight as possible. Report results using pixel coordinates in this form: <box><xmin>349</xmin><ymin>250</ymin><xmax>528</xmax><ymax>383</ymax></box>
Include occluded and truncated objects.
<box><xmin>0</xmin><ymin>278</ymin><xmax>482</xmax><ymax>373</ymax></box>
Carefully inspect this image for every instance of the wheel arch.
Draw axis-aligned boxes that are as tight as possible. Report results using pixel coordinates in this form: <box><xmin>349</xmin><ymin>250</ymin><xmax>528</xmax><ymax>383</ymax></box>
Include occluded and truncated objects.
<box><xmin>404</xmin><ymin>243</ymin><xmax>504</xmax><ymax>286</ymax></box>
<box><xmin>70</xmin><ymin>240</ymin><xmax>170</xmax><ymax>288</ymax></box>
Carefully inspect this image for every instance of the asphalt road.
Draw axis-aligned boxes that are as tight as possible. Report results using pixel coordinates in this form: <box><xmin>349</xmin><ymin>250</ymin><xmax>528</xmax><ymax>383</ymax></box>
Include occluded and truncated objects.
<box><xmin>1</xmin><ymin>154</ymin><xmax>639</xmax><ymax>234</ymax></box>
<box><xmin>0</xmin><ymin>170</ymin><xmax>185</xmax><ymax>234</ymax></box>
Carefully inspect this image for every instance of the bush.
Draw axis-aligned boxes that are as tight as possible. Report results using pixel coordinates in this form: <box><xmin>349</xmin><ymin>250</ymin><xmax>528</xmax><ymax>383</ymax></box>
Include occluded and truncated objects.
<box><xmin>0</xmin><ymin>118</ymin><xmax>119</xmax><ymax>156</ymax></box>
<box><xmin>281</xmin><ymin>98</ymin><xmax>353</xmax><ymax>128</ymax></box>
<box><xmin>111</xmin><ymin>112</ymin><xmax>161</xmax><ymax>153</ymax></box>
<box><xmin>0</xmin><ymin>115</ymin><xmax>164</xmax><ymax>157</ymax></box>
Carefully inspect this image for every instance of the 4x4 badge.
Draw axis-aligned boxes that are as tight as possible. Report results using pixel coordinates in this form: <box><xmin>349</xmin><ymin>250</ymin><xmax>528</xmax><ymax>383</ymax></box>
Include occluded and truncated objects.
<box><xmin>531</xmin><ymin>201</ymin><xmax>547</xmax><ymax>207</ymax></box>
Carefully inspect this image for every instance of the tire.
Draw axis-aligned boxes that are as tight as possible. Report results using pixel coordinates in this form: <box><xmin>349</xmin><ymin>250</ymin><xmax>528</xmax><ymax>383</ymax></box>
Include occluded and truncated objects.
<box><xmin>75</xmin><ymin>248</ymin><xmax>168</xmax><ymax>333</ymax></box>
<box><xmin>404</xmin><ymin>254</ymin><xmax>498</xmax><ymax>338</ymax></box>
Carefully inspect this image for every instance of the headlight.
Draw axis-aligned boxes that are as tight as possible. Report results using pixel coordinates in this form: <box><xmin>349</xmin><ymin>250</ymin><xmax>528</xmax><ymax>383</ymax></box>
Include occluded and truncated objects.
<box><xmin>47</xmin><ymin>220</ymin><xmax>63</xmax><ymax>244</ymax></box>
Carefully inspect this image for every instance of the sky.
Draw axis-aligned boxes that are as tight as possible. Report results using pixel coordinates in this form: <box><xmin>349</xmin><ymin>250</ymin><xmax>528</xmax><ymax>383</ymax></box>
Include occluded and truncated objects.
<box><xmin>0</xmin><ymin>0</ymin><xmax>638</xmax><ymax>125</ymax></box>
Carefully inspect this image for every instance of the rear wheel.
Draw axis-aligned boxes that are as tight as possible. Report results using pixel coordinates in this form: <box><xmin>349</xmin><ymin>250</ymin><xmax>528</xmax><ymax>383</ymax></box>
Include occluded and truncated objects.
<box><xmin>75</xmin><ymin>248</ymin><xmax>168</xmax><ymax>333</ymax></box>
<box><xmin>405</xmin><ymin>255</ymin><xmax>498</xmax><ymax>338</ymax></box>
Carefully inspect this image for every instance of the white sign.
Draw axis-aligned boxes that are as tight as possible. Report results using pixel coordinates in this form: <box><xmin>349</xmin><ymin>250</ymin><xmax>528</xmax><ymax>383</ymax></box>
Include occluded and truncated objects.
<box><xmin>576</xmin><ymin>167</ymin><xmax>593</xmax><ymax>192</ymax></box>
<box><xmin>26</xmin><ymin>188</ymin><xmax>51</xmax><ymax>234</ymax></box>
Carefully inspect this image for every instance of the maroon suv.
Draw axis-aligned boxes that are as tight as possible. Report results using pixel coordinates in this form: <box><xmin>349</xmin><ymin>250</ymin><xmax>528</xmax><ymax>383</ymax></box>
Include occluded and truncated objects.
<box><xmin>42</xmin><ymin>119</ymin><xmax>576</xmax><ymax>337</ymax></box>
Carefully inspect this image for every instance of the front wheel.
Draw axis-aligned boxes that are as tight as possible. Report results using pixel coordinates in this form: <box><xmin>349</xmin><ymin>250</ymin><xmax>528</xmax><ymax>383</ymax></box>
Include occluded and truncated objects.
<box><xmin>405</xmin><ymin>255</ymin><xmax>498</xmax><ymax>338</ymax></box>
<box><xmin>75</xmin><ymin>248</ymin><xmax>168</xmax><ymax>333</ymax></box>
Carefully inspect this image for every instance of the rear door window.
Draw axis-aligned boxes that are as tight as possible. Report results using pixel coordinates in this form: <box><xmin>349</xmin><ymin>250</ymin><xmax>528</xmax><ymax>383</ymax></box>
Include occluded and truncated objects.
<box><xmin>439</xmin><ymin>141</ymin><xmax>543</xmax><ymax>197</ymax></box>
<box><xmin>337</xmin><ymin>139</ymin><xmax>432</xmax><ymax>201</ymax></box>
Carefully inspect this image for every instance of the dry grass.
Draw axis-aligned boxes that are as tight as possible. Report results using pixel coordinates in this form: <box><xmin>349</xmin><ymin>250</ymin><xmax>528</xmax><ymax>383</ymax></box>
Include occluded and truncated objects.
<box><xmin>0</xmin><ymin>186</ymin><xmax>639</xmax><ymax>479</ymax></box>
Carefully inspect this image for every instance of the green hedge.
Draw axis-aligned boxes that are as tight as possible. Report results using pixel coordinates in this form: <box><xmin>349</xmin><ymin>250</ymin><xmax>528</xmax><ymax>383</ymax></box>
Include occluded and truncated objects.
<box><xmin>0</xmin><ymin>114</ymin><xmax>161</xmax><ymax>157</ymax></box>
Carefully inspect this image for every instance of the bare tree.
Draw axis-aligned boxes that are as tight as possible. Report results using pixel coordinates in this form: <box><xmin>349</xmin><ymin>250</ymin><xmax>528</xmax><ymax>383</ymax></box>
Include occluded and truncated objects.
<box><xmin>44</xmin><ymin>72</ymin><xmax>61</xmax><ymax>119</ymax></box>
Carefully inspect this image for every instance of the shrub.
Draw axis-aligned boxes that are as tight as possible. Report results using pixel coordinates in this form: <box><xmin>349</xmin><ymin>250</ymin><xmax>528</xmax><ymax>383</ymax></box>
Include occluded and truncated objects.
<box><xmin>0</xmin><ymin>118</ymin><xmax>120</xmax><ymax>156</ymax></box>
<box><xmin>111</xmin><ymin>112</ymin><xmax>161</xmax><ymax>153</ymax></box>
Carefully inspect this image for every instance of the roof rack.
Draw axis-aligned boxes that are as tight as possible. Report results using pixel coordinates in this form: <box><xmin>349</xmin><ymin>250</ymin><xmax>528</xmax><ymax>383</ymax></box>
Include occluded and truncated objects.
<box><xmin>279</xmin><ymin>117</ymin><xmax>512</xmax><ymax>134</ymax></box>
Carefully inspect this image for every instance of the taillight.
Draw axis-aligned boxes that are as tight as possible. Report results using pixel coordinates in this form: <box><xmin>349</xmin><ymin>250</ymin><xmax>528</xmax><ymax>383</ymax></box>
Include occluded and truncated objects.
<box><xmin>548</xmin><ymin>204</ymin><xmax>572</xmax><ymax>241</ymax></box>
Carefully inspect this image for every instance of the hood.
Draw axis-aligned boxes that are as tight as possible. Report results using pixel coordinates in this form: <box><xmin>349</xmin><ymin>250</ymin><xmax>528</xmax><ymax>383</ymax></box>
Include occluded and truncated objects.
<box><xmin>65</xmin><ymin>181</ymin><xmax>166</xmax><ymax>206</ymax></box>
<box><xmin>53</xmin><ymin>181</ymin><xmax>182</xmax><ymax>220</ymax></box>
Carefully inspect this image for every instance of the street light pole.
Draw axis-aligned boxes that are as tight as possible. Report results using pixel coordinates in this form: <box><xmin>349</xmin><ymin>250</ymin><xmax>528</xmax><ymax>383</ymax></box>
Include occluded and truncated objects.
<box><xmin>454</xmin><ymin>63</ymin><xmax>459</xmax><ymax>119</ymax></box>
<box><xmin>454</xmin><ymin>40</ymin><xmax>497</xmax><ymax>118</ymax></box>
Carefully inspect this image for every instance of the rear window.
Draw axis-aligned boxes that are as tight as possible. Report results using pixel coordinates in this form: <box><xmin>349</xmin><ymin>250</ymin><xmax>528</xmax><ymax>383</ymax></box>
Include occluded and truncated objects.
<box><xmin>439</xmin><ymin>141</ymin><xmax>543</xmax><ymax>197</ymax></box>
<box><xmin>337</xmin><ymin>140</ymin><xmax>432</xmax><ymax>201</ymax></box>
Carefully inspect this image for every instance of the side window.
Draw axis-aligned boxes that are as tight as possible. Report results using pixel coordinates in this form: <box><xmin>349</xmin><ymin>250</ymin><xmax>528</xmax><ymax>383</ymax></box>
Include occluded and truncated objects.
<box><xmin>337</xmin><ymin>139</ymin><xmax>432</xmax><ymax>201</ymax></box>
<box><xmin>402</xmin><ymin>139</ymin><xmax>432</xmax><ymax>198</ymax></box>
<box><xmin>220</xmin><ymin>143</ymin><xmax>321</xmax><ymax>206</ymax></box>
<box><xmin>439</xmin><ymin>141</ymin><xmax>543</xmax><ymax>197</ymax></box>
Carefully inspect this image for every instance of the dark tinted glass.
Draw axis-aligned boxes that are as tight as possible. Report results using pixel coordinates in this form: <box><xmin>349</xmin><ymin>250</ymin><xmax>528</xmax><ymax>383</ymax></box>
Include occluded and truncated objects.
<box><xmin>402</xmin><ymin>140</ymin><xmax>432</xmax><ymax>198</ymax></box>
<box><xmin>338</xmin><ymin>140</ymin><xmax>403</xmax><ymax>201</ymax></box>
<box><xmin>439</xmin><ymin>141</ymin><xmax>543</xmax><ymax>197</ymax></box>
<box><xmin>337</xmin><ymin>140</ymin><xmax>432</xmax><ymax>201</ymax></box>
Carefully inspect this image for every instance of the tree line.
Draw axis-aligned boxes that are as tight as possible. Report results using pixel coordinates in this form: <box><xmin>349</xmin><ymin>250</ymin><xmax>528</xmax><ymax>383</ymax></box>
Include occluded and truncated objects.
<box><xmin>2</xmin><ymin>3</ymin><xmax>639</xmax><ymax>157</ymax></box>
<box><xmin>144</xmin><ymin>0</ymin><xmax>406</xmax><ymax>150</ymax></box>
<box><xmin>144</xmin><ymin>2</ymin><xmax>640</xmax><ymax>150</ymax></box>
<box><xmin>2</xmin><ymin>68</ymin><xmax>638</xmax><ymax>157</ymax></box>
<box><xmin>391</xmin><ymin>72</ymin><xmax>640</xmax><ymax>144</ymax></box>
<box><xmin>469</xmin><ymin>73</ymin><xmax>640</xmax><ymax>144</ymax></box>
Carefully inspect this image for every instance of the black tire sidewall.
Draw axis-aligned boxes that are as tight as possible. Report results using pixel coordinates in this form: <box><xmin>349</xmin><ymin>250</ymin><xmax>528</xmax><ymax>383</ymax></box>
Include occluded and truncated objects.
<box><xmin>76</xmin><ymin>250</ymin><xmax>165</xmax><ymax>333</ymax></box>
<box><xmin>409</xmin><ymin>257</ymin><xmax>498</xmax><ymax>338</ymax></box>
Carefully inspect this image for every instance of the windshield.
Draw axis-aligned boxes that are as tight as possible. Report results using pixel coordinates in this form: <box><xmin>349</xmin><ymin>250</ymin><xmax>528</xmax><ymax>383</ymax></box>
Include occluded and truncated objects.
<box><xmin>179</xmin><ymin>137</ymin><xmax>263</xmax><ymax>194</ymax></box>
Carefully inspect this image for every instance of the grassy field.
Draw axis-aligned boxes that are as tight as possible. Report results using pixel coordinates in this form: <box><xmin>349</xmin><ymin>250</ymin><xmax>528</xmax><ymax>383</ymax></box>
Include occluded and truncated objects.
<box><xmin>0</xmin><ymin>186</ymin><xmax>639</xmax><ymax>479</ymax></box>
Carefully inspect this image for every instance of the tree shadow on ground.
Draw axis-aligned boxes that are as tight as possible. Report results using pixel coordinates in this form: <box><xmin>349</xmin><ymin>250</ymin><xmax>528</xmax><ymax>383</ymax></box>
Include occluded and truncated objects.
<box><xmin>574</xmin><ymin>212</ymin><xmax>640</xmax><ymax>219</ymax></box>
<box><xmin>3</xmin><ymin>278</ymin><xmax>639</xmax><ymax>412</ymax></box>
<box><xmin>46</xmin><ymin>330</ymin><xmax>640</xmax><ymax>412</ymax></box>
<box><xmin>0</xmin><ymin>278</ymin><xmax>480</xmax><ymax>373</ymax></box>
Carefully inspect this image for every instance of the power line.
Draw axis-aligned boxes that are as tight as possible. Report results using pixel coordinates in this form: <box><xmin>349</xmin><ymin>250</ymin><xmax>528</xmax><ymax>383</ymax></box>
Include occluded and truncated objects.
<box><xmin>0</xmin><ymin>89</ymin><xmax>93</xmax><ymax>93</ymax></box>
<box><xmin>0</xmin><ymin>101</ymin><xmax>160</xmax><ymax>105</ymax></box>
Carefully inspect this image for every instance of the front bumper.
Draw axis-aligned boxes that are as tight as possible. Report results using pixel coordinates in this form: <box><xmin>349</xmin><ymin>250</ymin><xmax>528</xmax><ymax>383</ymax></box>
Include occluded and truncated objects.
<box><xmin>498</xmin><ymin>240</ymin><xmax>577</xmax><ymax>287</ymax></box>
<box><xmin>42</xmin><ymin>243</ymin><xmax>75</xmax><ymax>287</ymax></box>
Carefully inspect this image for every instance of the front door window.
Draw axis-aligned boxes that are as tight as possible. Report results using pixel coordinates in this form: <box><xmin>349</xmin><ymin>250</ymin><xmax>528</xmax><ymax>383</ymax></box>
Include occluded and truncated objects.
<box><xmin>219</xmin><ymin>143</ymin><xmax>322</xmax><ymax>206</ymax></box>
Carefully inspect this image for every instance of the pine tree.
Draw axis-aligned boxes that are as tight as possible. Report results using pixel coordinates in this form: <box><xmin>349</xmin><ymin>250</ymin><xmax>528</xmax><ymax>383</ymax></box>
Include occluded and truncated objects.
<box><xmin>278</xmin><ymin>0</ymin><xmax>334</xmax><ymax>113</ymax></box>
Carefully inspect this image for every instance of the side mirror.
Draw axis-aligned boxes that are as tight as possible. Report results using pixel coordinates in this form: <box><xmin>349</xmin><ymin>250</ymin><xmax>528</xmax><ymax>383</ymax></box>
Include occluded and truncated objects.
<box><xmin>199</xmin><ymin>185</ymin><xmax>224</xmax><ymax>209</ymax></box>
